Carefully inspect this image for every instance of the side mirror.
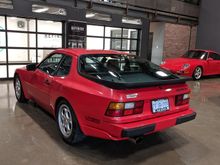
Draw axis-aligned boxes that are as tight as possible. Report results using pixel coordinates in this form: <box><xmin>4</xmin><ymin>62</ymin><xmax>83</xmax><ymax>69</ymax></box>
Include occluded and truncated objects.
<box><xmin>208</xmin><ymin>57</ymin><xmax>213</xmax><ymax>61</ymax></box>
<box><xmin>26</xmin><ymin>63</ymin><xmax>37</xmax><ymax>71</ymax></box>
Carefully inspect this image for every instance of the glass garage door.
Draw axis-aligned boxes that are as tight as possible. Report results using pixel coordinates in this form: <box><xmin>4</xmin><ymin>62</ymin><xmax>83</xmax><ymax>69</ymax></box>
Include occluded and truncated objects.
<box><xmin>0</xmin><ymin>16</ymin><xmax>63</xmax><ymax>79</ymax></box>
<box><xmin>86</xmin><ymin>25</ymin><xmax>140</xmax><ymax>56</ymax></box>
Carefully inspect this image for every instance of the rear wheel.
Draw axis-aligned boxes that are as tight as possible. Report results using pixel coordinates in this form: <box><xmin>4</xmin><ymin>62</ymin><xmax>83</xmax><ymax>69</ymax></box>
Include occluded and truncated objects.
<box><xmin>14</xmin><ymin>74</ymin><xmax>28</xmax><ymax>103</ymax></box>
<box><xmin>56</xmin><ymin>100</ymin><xmax>85</xmax><ymax>144</ymax></box>
<box><xmin>193</xmin><ymin>67</ymin><xmax>203</xmax><ymax>80</ymax></box>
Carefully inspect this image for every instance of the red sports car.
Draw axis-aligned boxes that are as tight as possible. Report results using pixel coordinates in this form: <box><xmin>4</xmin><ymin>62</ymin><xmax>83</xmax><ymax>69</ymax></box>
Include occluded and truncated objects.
<box><xmin>14</xmin><ymin>49</ymin><xmax>196</xmax><ymax>144</ymax></box>
<box><xmin>161</xmin><ymin>49</ymin><xmax>220</xmax><ymax>80</ymax></box>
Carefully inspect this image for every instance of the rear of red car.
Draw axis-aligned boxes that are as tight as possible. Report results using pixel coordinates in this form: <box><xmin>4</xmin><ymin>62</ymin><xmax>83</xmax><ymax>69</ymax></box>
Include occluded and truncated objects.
<box><xmin>78</xmin><ymin>53</ymin><xmax>196</xmax><ymax>141</ymax></box>
<box><xmin>100</xmin><ymin>84</ymin><xmax>195</xmax><ymax>140</ymax></box>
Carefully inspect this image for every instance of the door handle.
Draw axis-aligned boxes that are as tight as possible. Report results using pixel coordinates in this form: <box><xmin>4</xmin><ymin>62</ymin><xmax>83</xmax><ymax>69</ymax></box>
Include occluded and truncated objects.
<box><xmin>44</xmin><ymin>79</ymin><xmax>51</xmax><ymax>85</ymax></box>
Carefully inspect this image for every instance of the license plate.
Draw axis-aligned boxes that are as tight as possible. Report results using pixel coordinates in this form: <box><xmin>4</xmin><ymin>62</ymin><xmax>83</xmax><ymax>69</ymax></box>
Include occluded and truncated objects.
<box><xmin>152</xmin><ymin>99</ymin><xmax>169</xmax><ymax>113</ymax></box>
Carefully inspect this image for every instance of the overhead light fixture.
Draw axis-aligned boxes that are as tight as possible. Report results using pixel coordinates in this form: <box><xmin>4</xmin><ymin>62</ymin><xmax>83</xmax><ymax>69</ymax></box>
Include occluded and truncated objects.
<box><xmin>33</xmin><ymin>7</ymin><xmax>49</xmax><ymax>13</ymax></box>
<box><xmin>86</xmin><ymin>12</ymin><xmax>96</xmax><ymax>18</ymax></box>
<box><xmin>0</xmin><ymin>0</ymin><xmax>13</xmax><ymax>9</ymax></box>
<box><xmin>86</xmin><ymin>11</ymin><xmax>112</xmax><ymax>21</ymax></box>
<box><xmin>122</xmin><ymin>17</ymin><xmax>142</xmax><ymax>25</ymax></box>
<box><xmin>32</xmin><ymin>4</ymin><xmax>67</xmax><ymax>16</ymax></box>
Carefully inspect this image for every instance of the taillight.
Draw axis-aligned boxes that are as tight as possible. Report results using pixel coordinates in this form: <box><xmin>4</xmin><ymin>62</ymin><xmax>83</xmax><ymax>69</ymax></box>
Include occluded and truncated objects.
<box><xmin>175</xmin><ymin>93</ymin><xmax>190</xmax><ymax>106</ymax></box>
<box><xmin>105</xmin><ymin>101</ymin><xmax>144</xmax><ymax>117</ymax></box>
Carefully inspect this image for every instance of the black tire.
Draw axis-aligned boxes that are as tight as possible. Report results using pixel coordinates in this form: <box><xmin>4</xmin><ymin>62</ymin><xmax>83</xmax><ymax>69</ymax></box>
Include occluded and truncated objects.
<box><xmin>56</xmin><ymin>100</ymin><xmax>85</xmax><ymax>144</ymax></box>
<box><xmin>14</xmin><ymin>74</ymin><xmax>28</xmax><ymax>103</ymax></box>
<box><xmin>192</xmin><ymin>66</ymin><xmax>203</xmax><ymax>80</ymax></box>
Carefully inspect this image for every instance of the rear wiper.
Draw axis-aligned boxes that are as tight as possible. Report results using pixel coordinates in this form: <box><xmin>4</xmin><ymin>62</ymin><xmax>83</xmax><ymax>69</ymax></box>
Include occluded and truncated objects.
<box><xmin>90</xmin><ymin>57</ymin><xmax>122</xmax><ymax>80</ymax></box>
<box><xmin>108</xmin><ymin>70</ymin><xmax>122</xmax><ymax>80</ymax></box>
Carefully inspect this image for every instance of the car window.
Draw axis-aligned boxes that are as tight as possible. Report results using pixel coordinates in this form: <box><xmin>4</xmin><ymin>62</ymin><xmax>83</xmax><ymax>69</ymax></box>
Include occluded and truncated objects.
<box><xmin>38</xmin><ymin>53</ymin><xmax>64</xmax><ymax>75</ymax></box>
<box><xmin>79</xmin><ymin>54</ymin><xmax>175</xmax><ymax>84</ymax></box>
<box><xmin>183</xmin><ymin>50</ymin><xmax>208</xmax><ymax>60</ymax></box>
<box><xmin>56</xmin><ymin>55</ymin><xmax>72</xmax><ymax>76</ymax></box>
<box><xmin>209</xmin><ymin>53</ymin><xmax>220</xmax><ymax>60</ymax></box>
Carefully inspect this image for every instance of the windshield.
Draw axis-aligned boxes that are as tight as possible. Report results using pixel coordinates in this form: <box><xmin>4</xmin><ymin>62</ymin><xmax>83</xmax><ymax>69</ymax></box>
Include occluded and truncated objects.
<box><xmin>79</xmin><ymin>54</ymin><xmax>176</xmax><ymax>84</ymax></box>
<box><xmin>182</xmin><ymin>50</ymin><xmax>207</xmax><ymax>60</ymax></box>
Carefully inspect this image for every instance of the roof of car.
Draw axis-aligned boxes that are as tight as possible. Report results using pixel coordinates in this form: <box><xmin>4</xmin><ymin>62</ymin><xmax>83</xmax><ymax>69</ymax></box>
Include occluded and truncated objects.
<box><xmin>54</xmin><ymin>48</ymin><xmax>128</xmax><ymax>57</ymax></box>
<box><xmin>191</xmin><ymin>49</ymin><xmax>219</xmax><ymax>54</ymax></box>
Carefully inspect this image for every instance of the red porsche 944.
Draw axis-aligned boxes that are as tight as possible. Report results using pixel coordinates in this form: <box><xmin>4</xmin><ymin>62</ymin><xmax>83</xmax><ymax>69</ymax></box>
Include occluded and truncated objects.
<box><xmin>14</xmin><ymin>49</ymin><xmax>196</xmax><ymax>144</ymax></box>
<box><xmin>161</xmin><ymin>49</ymin><xmax>220</xmax><ymax>80</ymax></box>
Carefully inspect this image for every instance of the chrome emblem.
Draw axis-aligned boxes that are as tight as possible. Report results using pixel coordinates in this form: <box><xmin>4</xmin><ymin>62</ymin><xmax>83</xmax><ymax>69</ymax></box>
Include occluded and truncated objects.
<box><xmin>126</xmin><ymin>93</ymin><xmax>138</xmax><ymax>99</ymax></box>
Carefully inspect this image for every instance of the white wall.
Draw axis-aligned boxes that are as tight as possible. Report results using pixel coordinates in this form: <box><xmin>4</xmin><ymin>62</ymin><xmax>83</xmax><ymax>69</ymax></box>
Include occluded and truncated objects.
<box><xmin>150</xmin><ymin>22</ymin><xmax>165</xmax><ymax>65</ymax></box>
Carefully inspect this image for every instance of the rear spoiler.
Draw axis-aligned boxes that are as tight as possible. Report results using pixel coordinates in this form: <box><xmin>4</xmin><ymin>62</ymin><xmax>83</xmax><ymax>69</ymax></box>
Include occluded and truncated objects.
<box><xmin>80</xmin><ymin>73</ymin><xmax>192</xmax><ymax>90</ymax></box>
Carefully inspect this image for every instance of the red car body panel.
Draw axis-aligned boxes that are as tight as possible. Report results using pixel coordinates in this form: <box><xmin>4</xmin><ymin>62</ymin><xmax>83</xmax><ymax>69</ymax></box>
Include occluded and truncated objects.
<box><xmin>161</xmin><ymin>49</ymin><xmax>220</xmax><ymax>77</ymax></box>
<box><xmin>15</xmin><ymin>49</ymin><xmax>196</xmax><ymax>141</ymax></box>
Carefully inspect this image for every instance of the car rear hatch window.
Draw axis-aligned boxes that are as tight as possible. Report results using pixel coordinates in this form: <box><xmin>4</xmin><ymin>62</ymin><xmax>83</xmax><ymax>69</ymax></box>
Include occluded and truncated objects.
<box><xmin>78</xmin><ymin>54</ymin><xmax>190</xmax><ymax>89</ymax></box>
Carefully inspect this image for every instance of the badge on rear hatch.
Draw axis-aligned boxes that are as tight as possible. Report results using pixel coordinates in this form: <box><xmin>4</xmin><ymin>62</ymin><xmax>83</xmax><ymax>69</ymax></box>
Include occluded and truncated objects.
<box><xmin>126</xmin><ymin>93</ymin><xmax>138</xmax><ymax>99</ymax></box>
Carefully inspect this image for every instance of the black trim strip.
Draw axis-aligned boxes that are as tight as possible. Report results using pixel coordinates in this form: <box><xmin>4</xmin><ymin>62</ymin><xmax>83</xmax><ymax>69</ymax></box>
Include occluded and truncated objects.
<box><xmin>80</xmin><ymin>72</ymin><xmax>191</xmax><ymax>89</ymax></box>
<box><xmin>0</xmin><ymin>29</ymin><xmax>62</xmax><ymax>35</ymax></box>
<box><xmin>86</xmin><ymin>35</ymin><xmax>138</xmax><ymax>40</ymax></box>
<box><xmin>0</xmin><ymin>47</ymin><xmax>60</xmax><ymax>49</ymax></box>
<box><xmin>122</xmin><ymin>124</ymin><xmax>155</xmax><ymax>137</ymax></box>
<box><xmin>176</xmin><ymin>112</ymin><xmax>197</xmax><ymax>125</ymax></box>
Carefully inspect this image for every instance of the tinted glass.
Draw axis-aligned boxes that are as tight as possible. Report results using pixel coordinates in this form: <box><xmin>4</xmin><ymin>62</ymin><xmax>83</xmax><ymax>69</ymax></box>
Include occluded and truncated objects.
<box><xmin>38</xmin><ymin>54</ymin><xmax>63</xmax><ymax>75</ymax></box>
<box><xmin>183</xmin><ymin>50</ymin><xmax>207</xmax><ymax>60</ymax></box>
<box><xmin>79</xmin><ymin>54</ymin><xmax>175</xmax><ymax>84</ymax></box>
<box><xmin>209</xmin><ymin>53</ymin><xmax>220</xmax><ymax>60</ymax></box>
<box><xmin>56</xmin><ymin>55</ymin><xmax>72</xmax><ymax>76</ymax></box>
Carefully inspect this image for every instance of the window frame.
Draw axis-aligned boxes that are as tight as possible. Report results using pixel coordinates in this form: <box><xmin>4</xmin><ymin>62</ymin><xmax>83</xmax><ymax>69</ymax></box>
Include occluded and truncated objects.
<box><xmin>86</xmin><ymin>24</ymin><xmax>140</xmax><ymax>56</ymax></box>
<box><xmin>55</xmin><ymin>55</ymin><xmax>73</xmax><ymax>77</ymax></box>
<box><xmin>0</xmin><ymin>15</ymin><xmax>64</xmax><ymax>79</ymax></box>
<box><xmin>37</xmin><ymin>53</ymin><xmax>65</xmax><ymax>75</ymax></box>
<box><xmin>77</xmin><ymin>54</ymin><xmax>190</xmax><ymax>90</ymax></box>
<box><xmin>37</xmin><ymin>52</ymin><xmax>73</xmax><ymax>77</ymax></box>
<box><xmin>209</xmin><ymin>52</ymin><xmax>220</xmax><ymax>60</ymax></box>
<box><xmin>183</xmin><ymin>50</ymin><xmax>208</xmax><ymax>60</ymax></box>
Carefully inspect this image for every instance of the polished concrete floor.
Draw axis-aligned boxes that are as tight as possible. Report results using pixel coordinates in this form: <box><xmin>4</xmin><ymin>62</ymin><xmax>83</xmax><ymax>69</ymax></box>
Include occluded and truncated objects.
<box><xmin>1</xmin><ymin>77</ymin><xmax>220</xmax><ymax>165</ymax></box>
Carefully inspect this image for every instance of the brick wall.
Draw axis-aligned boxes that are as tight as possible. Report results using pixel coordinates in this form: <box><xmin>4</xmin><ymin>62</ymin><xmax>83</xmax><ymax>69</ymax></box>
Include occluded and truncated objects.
<box><xmin>163</xmin><ymin>23</ymin><xmax>197</xmax><ymax>59</ymax></box>
<box><xmin>190</xmin><ymin>26</ymin><xmax>197</xmax><ymax>49</ymax></box>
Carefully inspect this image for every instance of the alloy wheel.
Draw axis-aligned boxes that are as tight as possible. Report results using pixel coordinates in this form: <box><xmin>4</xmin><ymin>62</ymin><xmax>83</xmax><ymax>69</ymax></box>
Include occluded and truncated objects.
<box><xmin>194</xmin><ymin>67</ymin><xmax>202</xmax><ymax>80</ymax></box>
<box><xmin>58</xmin><ymin>104</ymin><xmax>73</xmax><ymax>138</ymax></box>
<box><xmin>15</xmin><ymin>77</ymin><xmax>21</xmax><ymax>100</ymax></box>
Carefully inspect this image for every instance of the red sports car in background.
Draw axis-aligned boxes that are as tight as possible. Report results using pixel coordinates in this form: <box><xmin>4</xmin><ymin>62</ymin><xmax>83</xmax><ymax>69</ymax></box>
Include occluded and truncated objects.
<box><xmin>161</xmin><ymin>49</ymin><xmax>220</xmax><ymax>80</ymax></box>
<box><xmin>14</xmin><ymin>49</ymin><xmax>196</xmax><ymax>144</ymax></box>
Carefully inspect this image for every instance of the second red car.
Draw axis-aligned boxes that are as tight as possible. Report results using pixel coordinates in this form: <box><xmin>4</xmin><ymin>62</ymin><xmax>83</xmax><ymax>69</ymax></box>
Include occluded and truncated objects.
<box><xmin>161</xmin><ymin>49</ymin><xmax>220</xmax><ymax>80</ymax></box>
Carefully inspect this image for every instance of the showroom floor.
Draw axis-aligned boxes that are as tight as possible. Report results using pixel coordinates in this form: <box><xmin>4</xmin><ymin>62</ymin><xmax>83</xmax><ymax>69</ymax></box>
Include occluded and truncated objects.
<box><xmin>0</xmin><ymin>77</ymin><xmax>220</xmax><ymax>165</ymax></box>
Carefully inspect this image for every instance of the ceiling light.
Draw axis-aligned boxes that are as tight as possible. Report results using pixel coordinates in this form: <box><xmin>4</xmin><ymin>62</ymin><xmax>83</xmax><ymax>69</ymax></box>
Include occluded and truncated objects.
<box><xmin>122</xmin><ymin>17</ymin><xmax>142</xmax><ymax>25</ymax></box>
<box><xmin>33</xmin><ymin>7</ymin><xmax>49</xmax><ymax>13</ymax></box>
<box><xmin>86</xmin><ymin>13</ymin><xmax>96</xmax><ymax>18</ymax></box>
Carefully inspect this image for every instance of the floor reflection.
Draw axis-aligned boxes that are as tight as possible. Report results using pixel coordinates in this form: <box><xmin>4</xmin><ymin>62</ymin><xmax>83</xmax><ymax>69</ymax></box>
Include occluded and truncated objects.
<box><xmin>1</xmin><ymin>77</ymin><xmax>220</xmax><ymax>165</ymax></box>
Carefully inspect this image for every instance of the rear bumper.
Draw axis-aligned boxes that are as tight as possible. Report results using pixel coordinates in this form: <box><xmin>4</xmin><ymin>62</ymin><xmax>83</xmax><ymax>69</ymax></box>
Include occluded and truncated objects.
<box><xmin>122</xmin><ymin>124</ymin><xmax>155</xmax><ymax>138</ymax></box>
<box><xmin>81</xmin><ymin>109</ymin><xmax>196</xmax><ymax>141</ymax></box>
<box><xmin>122</xmin><ymin>112</ymin><xmax>196</xmax><ymax>138</ymax></box>
<box><xmin>176</xmin><ymin>112</ymin><xmax>196</xmax><ymax>125</ymax></box>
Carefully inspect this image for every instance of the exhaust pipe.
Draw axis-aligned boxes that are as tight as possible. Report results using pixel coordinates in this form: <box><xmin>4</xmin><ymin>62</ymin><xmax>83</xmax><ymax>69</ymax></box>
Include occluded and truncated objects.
<box><xmin>128</xmin><ymin>136</ymin><xmax>144</xmax><ymax>144</ymax></box>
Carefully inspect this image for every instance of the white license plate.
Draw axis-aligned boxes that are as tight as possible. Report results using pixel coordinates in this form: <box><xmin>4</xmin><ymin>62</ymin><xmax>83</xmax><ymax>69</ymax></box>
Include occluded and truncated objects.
<box><xmin>152</xmin><ymin>99</ymin><xmax>169</xmax><ymax>113</ymax></box>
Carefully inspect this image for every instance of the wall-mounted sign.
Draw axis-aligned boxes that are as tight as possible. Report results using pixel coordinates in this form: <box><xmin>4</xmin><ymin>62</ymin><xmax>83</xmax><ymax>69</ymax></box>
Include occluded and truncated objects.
<box><xmin>66</xmin><ymin>21</ymin><xmax>87</xmax><ymax>48</ymax></box>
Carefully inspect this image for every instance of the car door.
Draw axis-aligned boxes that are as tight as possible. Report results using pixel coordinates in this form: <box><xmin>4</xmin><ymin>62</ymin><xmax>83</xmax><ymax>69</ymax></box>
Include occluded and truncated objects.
<box><xmin>207</xmin><ymin>52</ymin><xmax>220</xmax><ymax>75</ymax></box>
<box><xmin>30</xmin><ymin>53</ymin><xmax>64</xmax><ymax>110</ymax></box>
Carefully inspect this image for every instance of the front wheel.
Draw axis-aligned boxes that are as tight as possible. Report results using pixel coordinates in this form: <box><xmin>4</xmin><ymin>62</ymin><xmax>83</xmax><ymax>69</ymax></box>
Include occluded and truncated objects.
<box><xmin>193</xmin><ymin>66</ymin><xmax>203</xmax><ymax>80</ymax></box>
<box><xmin>56</xmin><ymin>100</ymin><xmax>85</xmax><ymax>144</ymax></box>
